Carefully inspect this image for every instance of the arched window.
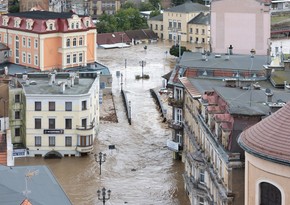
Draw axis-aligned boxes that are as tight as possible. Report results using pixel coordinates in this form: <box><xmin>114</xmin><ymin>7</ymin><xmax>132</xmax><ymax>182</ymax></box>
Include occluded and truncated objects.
<box><xmin>73</xmin><ymin>38</ymin><xmax>77</xmax><ymax>47</ymax></box>
<box><xmin>79</xmin><ymin>37</ymin><xmax>83</xmax><ymax>46</ymax></box>
<box><xmin>66</xmin><ymin>38</ymin><xmax>70</xmax><ymax>47</ymax></box>
<box><xmin>260</xmin><ymin>182</ymin><xmax>281</xmax><ymax>205</ymax></box>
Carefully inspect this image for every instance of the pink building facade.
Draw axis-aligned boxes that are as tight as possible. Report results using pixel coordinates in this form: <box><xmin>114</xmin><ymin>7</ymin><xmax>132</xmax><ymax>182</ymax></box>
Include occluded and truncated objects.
<box><xmin>211</xmin><ymin>0</ymin><xmax>271</xmax><ymax>55</ymax></box>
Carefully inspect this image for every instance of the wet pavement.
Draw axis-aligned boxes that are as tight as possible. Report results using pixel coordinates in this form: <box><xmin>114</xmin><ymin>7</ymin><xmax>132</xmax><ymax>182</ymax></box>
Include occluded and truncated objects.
<box><xmin>15</xmin><ymin>41</ymin><xmax>191</xmax><ymax>205</ymax></box>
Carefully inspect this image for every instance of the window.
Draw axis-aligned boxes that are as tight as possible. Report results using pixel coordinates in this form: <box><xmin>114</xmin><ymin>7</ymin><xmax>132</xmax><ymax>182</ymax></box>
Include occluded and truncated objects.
<box><xmin>66</xmin><ymin>38</ymin><xmax>70</xmax><ymax>47</ymax></box>
<box><xmin>200</xmin><ymin>169</ymin><xmax>205</xmax><ymax>183</ymax></box>
<box><xmin>155</xmin><ymin>24</ymin><xmax>158</xmax><ymax>30</ymax></box>
<box><xmin>202</xmin><ymin>29</ymin><xmax>205</xmax><ymax>35</ymax></box>
<box><xmin>76</xmin><ymin>22</ymin><xmax>79</xmax><ymax>29</ymax></box>
<box><xmin>0</xmin><ymin>33</ymin><xmax>2</xmax><ymax>42</ymax></box>
<box><xmin>15</xmin><ymin>94</ymin><xmax>20</xmax><ymax>103</ymax></box>
<box><xmin>34</xmin><ymin>55</ymin><xmax>38</xmax><ymax>66</ymax></box>
<box><xmin>27</xmin><ymin>53</ymin><xmax>31</xmax><ymax>64</ymax></box>
<box><xmin>178</xmin><ymin>22</ymin><xmax>181</xmax><ymax>29</ymax></box>
<box><xmin>22</xmin><ymin>52</ymin><xmax>26</xmax><ymax>63</ymax></box>
<box><xmin>66</xmin><ymin>54</ymin><xmax>70</xmax><ymax>64</ymax></box>
<box><xmin>49</xmin><ymin>119</ymin><xmax>55</xmax><ymax>129</ymax></box>
<box><xmin>49</xmin><ymin>102</ymin><xmax>55</xmax><ymax>111</ymax></box>
<box><xmin>15</xmin><ymin>111</ymin><xmax>20</xmax><ymax>119</ymax></box>
<box><xmin>27</xmin><ymin>38</ymin><xmax>31</xmax><ymax>48</ymax></box>
<box><xmin>73</xmin><ymin>54</ymin><xmax>77</xmax><ymax>63</ymax></box>
<box><xmin>169</xmin><ymin>21</ymin><xmax>172</xmax><ymax>28</ymax></box>
<box><xmin>65</xmin><ymin>119</ymin><xmax>72</xmax><ymax>129</ymax></box>
<box><xmin>71</xmin><ymin>23</ymin><xmax>75</xmax><ymax>29</ymax></box>
<box><xmin>260</xmin><ymin>182</ymin><xmax>281</xmax><ymax>205</ymax></box>
<box><xmin>82</xmin><ymin>118</ymin><xmax>87</xmax><ymax>127</ymax></box>
<box><xmin>35</xmin><ymin>101</ymin><xmax>41</xmax><ymax>111</ymax></box>
<box><xmin>199</xmin><ymin>197</ymin><xmax>204</xmax><ymax>205</ymax></box>
<box><xmin>49</xmin><ymin>136</ymin><xmax>55</xmax><ymax>146</ymax></box>
<box><xmin>196</xmin><ymin>28</ymin><xmax>199</xmax><ymax>34</ymax></box>
<box><xmin>65</xmin><ymin>136</ymin><xmax>72</xmax><ymax>146</ymax></box>
<box><xmin>73</xmin><ymin>38</ymin><xmax>77</xmax><ymax>47</ymax></box>
<box><xmin>35</xmin><ymin>136</ymin><xmax>41</xmax><ymax>146</ymax></box>
<box><xmin>65</xmin><ymin>102</ymin><xmax>72</xmax><ymax>111</ymax></box>
<box><xmin>79</xmin><ymin>53</ymin><xmax>83</xmax><ymax>62</ymax></box>
<box><xmin>34</xmin><ymin>39</ymin><xmax>38</xmax><ymax>48</ymax></box>
<box><xmin>35</xmin><ymin>118</ymin><xmax>41</xmax><ymax>129</ymax></box>
<box><xmin>15</xmin><ymin>128</ymin><xmax>20</xmax><ymax>136</ymax></box>
<box><xmin>79</xmin><ymin>37</ymin><xmax>83</xmax><ymax>46</ymax></box>
<box><xmin>190</xmin><ymin>28</ymin><xmax>193</xmax><ymax>33</ymax></box>
<box><xmin>49</xmin><ymin>24</ymin><xmax>53</xmax><ymax>30</ymax></box>
<box><xmin>161</xmin><ymin>25</ymin><xmax>163</xmax><ymax>31</ymax></box>
<box><xmin>22</xmin><ymin>37</ymin><xmax>26</xmax><ymax>47</ymax></box>
<box><xmin>82</xmin><ymin>100</ymin><xmax>87</xmax><ymax>110</ymax></box>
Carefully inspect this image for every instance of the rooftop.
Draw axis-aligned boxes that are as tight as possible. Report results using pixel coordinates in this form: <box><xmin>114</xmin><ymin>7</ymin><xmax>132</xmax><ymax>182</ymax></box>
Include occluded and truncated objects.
<box><xmin>179</xmin><ymin>52</ymin><xmax>269</xmax><ymax>71</ymax></box>
<box><xmin>239</xmin><ymin>101</ymin><xmax>290</xmax><ymax>166</ymax></box>
<box><xmin>16</xmin><ymin>72</ymin><xmax>97</xmax><ymax>95</ymax></box>
<box><xmin>165</xmin><ymin>1</ymin><xmax>209</xmax><ymax>13</ymax></box>
<box><xmin>6</xmin><ymin>11</ymin><xmax>80</xmax><ymax>19</ymax></box>
<box><xmin>188</xmin><ymin>12</ymin><xmax>210</xmax><ymax>25</ymax></box>
<box><xmin>187</xmin><ymin>78</ymin><xmax>290</xmax><ymax>115</ymax></box>
<box><xmin>0</xmin><ymin>165</ymin><xmax>72</xmax><ymax>205</ymax></box>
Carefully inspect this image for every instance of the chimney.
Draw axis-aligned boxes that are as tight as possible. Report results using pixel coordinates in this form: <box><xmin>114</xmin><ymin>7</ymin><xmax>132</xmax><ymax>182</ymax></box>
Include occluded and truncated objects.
<box><xmin>70</xmin><ymin>73</ymin><xmax>75</xmax><ymax>87</ymax></box>
<box><xmin>265</xmin><ymin>88</ymin><xmax>273</xmax><ymax>103</ymax></box>
<box><xmin>229</xmin><ymin>45</ymin><xmax>233</xmax><ymax>55</ymax></box>
<box><xmin>60</xmin><ymin>82</ymin><xmax>66</xmax><ymax>93</ymax></box>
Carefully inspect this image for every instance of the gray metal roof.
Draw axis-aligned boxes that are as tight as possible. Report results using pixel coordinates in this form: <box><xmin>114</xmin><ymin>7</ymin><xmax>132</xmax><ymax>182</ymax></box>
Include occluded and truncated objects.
<box><xmin>0</xmin><ymin>165</ymin><xmax>72</xmax><ymax>205</ymax></box>
<box><xmin>148</xmin><ymin>14</ymin><xmax>163</xmax><ymax>21</ymax></box>
<box><xmin>188</xmin><ymin>12</ymin><xmax>210</xmax><ymax>25</ymax></box>
<box><xmin>189</xmin><ymin>78</ymin><xmax>290</xmax><ymax>115</ymax></box>
<box><xmin>165</xmin><ymin>1</ymin><xmax>209</xmax><ymax>13</ymax></box>
<box><xmin>17</xmin><ymin>73</ymin><xmax>95</xmax><ymax>95</ymax></box>
<box><xmin>180</xmin><ymin>52</ymin><xmax>269</xmax><ymax>71</ymax></box>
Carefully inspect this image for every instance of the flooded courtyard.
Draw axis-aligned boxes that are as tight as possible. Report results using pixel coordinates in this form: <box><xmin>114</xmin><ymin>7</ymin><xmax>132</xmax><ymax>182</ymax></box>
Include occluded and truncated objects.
<box><xmin>15</xmin><ymin>41</ymin><xmax>191</xmax><ymax>205</ymax></box>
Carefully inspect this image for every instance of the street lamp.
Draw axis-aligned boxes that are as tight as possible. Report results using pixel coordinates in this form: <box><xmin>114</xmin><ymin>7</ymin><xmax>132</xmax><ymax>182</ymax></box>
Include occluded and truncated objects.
<box><xmin>97</xmin><ymin>187</ymin><xmax>111</xmax><ymax>205</ymax></box>
<box><xmin>139</xmin><ymin>60</ymin><xmax>146</xmax><ymax>78</ymax></box>
<box><xmin>94</xmin><ymin>152</ymin><xmax>106</xmax><ymax>175</ymax></box>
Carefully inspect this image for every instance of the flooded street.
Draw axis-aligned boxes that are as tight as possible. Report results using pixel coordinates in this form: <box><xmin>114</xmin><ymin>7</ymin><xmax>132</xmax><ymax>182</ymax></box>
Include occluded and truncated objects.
<box><xmin>16</xmin><ymin>41</ymin><xmax>190</xmax><ymax>205</ymax></box>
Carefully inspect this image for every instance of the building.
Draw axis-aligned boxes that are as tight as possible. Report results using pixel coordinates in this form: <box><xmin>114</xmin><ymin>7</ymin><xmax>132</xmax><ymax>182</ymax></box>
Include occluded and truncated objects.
<box><xmin>0</xmin><ymin>11</ymin><xmax>96</xmax><ymax>71</ymax></box>
<box><xmin>210</xmin><ymin>0</ymin><xmax>271</xmax><ymax>55</ymax></box>
<box><xmin>238</xmin><ymin>101</ymin><xmax>290</xmax><ymax>205</ymax></box>
<box><xmin>9</xmin><ymin>71</ymin><xmax>100</xmax><ymax>158</ymax></box>
<box><xmin>20</xmin><ymin>0</ymin><xmax>49</xmax><ymax>12</ymax></box>
<box><xmin>0</xmin><ymin>0</ymin><xmax>8</xmax><ymax>15</ymax></box>
<box><xmin>0</xmin><ymin>165</ymin><xmax>72</xmax><ymax>204</ymax></box>
<box><xmin>166</xmin><ymin>49</ymin><xmax>290</xmax><ymax>204</ymax></box>
<box><xmin>170</xmin><ymin>77</ymin><xmax>290</xmax><ymax>205</ymax></box>
<box><xmin>148</xmin><ymin>1</ymin><xmax>210</xmax><ymax>50</ymax></box>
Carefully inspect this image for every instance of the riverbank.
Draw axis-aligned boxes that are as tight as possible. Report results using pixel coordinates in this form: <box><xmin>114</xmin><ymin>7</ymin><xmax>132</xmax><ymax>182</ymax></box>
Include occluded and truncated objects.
<box><xmin>99</xmin><ymin>93</ymin><xmax>118</xmax><ymax>123</ymax></box>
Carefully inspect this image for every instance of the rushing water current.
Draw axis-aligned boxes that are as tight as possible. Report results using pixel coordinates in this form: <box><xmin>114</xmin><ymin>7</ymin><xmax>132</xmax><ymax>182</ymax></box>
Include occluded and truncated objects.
<box><xmin>16</xmin><ymin>41</ymin><xmax>191</xmax><ymax>205</ymax></box>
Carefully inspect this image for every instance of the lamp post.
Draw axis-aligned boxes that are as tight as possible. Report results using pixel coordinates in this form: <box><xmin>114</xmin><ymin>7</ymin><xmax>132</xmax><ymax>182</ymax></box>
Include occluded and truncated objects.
<box><xmin>120</xmin><ymin>33</ymin><xmax>125</xmax><ymax>48</ymax></box>
<box><xmin>139</xmin><ymin>60</ymin><xmax>146</xmax><ymax>78</ymax></box>
<box><xmin>97</xmin><ymin>187</ymin><xmax>111</xmax><ymax>205</ymax></box>
<box><xmin>94</xmin><ymin>152</ymin><xmax>106</xmax><ymax>175</ymax></box>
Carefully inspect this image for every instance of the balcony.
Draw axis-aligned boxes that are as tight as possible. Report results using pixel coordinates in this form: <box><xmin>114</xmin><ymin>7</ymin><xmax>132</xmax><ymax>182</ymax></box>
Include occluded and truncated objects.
<box><xmin>168</xmin><ymin>119</ymin><xmax>183</xmax><ymax>130</ymax></box>
<box><xmin>168</xmin><ymin>97</ymin><xmax>183</xmax><ymax>108</ymax></box>
<box><xmin>76</xmin><ymin>145</ymin><xmax>94</xmax><ymax>153</ymax></box>
<box><xmin>76</xmin><ymin>124</ymin><xmax>94</xmax><ymax>130</ymax></box>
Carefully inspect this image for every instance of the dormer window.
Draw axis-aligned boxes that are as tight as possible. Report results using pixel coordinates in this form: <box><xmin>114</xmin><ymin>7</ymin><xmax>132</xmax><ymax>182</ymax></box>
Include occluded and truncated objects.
<box><xmin>2</xmin><ymin>16</ymin><xmax>9</xmax><ymax>26</ymax></box>
<box><xmin>76</xmin><ymin>22</ymin><xmax>79</xmax><ymax>29</ymax></box>
<box><xmin>68</xmin><ymin>15</ymin><xmax>82</xmax><ymax>30</ymax></box>
<box><xmin>83</xmin><ymin>17</ymin><xmax>91</xmax><ymax>28</ymax></box>
<box><xmin>46</xmin><ymin>20</ymin><xmax>56</xmax><ymax>31</ymax></box>
<box><xmin>71</xmin><ymin>23</ymin><xmax>75</xmax><ymax>29</ymax></box>
<box><xmin>14</xmin><ymin>17</ymin><xmax>21</xmax><ymax>28</ymax></box>
<box><xmin>26</xmin><ymin>19</ymin><xmax>34</xmax><ymax>30</ymax></box>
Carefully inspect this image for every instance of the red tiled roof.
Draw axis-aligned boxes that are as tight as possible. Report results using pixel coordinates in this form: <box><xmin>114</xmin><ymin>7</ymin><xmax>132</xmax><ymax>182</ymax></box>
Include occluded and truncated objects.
<box><xmin>179</xmin><ymin>77</ymin><xmax>201</xmax><ymax>98</ymax></box>
<box><xmin>97</xmin><ymin>32</ymin><xmax>130</xmax><ymax>45</ymax></box>
<box><xmin>20</xmin><ymin>198</ymin><xmax>32</xmax><ymax>205</ymax></box>
<box><xmin>239</xmin><ymin>102</ymin><xmax>290</xmax><ymax>165</ymax></box>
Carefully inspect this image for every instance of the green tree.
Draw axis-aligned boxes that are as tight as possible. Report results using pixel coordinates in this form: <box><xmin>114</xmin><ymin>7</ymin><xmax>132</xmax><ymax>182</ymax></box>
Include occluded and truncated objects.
<box><xmin>149</xmin><ymin>0</ymin><xmax>161</xmax><ymax>9</ymax></box>
<box><xmin>169</xmin><ymin>45</ymin><xmax>191</xmax><ymax>57</ymax></box>
<box><xmin>121</xmin><ymin>2</ymin><xmax>136</xmax><ymax>9</ymax></box>
<box><xmin>96</xmin><ymin>14</ymin><xmax>117</xmax><ymax>33</ymax></box>
<box><xmin>150</xmin><ymin>10</ymin><xmax>161</xmax><ymax>18</ymax></box>
<box><xmin>139</xmin><ymin>2</ymin><xmax>155</xmax><ymax>11</ymax></box>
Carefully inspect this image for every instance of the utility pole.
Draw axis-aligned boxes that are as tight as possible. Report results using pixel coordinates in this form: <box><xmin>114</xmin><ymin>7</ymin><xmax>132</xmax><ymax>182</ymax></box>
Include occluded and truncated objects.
<box><xmin>139</xmin><ymin>60</ymin><xmax>146</xmax><ymax>78</ymax></box>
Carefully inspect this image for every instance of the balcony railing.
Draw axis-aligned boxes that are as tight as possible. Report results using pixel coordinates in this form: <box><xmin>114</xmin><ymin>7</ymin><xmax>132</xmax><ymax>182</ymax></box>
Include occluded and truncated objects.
<box><xmin>168</xmin><ymin>119</ymin><xmax>183</xmax><ymax>130</ymax></box>
<box><xmin>76</xmin><ymin>144</ymin><xmax>94</xmax><ymax>153</ymax></box>
<box><xmin>76</xmin><ymin>124</ymin><xmax>94</xmax><ymax>130</ymax></box>
<box><xmin>168</xmin><ymin>97</ymin><xmax>183</xmax><ymax>108</ymax></box>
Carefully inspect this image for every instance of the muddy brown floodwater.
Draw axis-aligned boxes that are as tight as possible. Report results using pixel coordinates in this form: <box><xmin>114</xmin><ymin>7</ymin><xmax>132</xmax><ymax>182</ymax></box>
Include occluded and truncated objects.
<box><xmin>15</xmin><ymin>41</ymin><xmax>191</xmax><ymax>205</ymax></box>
